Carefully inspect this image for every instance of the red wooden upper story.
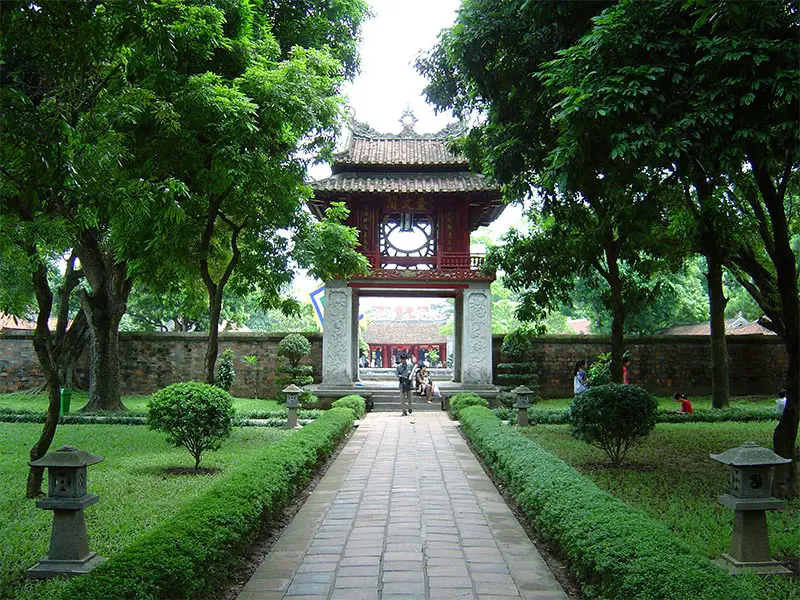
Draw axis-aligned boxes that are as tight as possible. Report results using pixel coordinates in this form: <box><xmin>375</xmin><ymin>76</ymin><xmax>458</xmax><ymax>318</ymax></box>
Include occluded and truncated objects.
<box><xmin>308</xmin><ymin>115</ymin><xmax>503</xmax><ymax>282</ymax></box>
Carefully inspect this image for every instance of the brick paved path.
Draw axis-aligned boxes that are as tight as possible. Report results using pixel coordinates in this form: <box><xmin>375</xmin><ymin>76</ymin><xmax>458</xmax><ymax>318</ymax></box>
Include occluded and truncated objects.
<box><xmin>238</xmin><ymin>412</ymin><xmax>568</xmax><ymax>600</ymax></box>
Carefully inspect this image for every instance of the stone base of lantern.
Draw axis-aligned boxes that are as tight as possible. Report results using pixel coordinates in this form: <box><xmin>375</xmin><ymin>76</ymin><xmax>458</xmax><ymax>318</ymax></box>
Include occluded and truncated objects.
<box><xmin>713</xmin><ymin>554</ymin><xmax>790</xmax><ymax>575</ymax></box>
<box><xmin>28</xmin><ymin>552</ymin><xmax>107</xmax><ymax>579</ymax></box>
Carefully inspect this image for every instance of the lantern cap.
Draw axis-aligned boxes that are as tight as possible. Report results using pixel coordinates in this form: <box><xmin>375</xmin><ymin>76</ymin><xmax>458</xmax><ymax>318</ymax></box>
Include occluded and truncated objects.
<box><xmin>511</xmin><ymin>385</ymin><xmax>534</xmax><ymax>396</ymax></box>
<box><xmin>710</xmin><ymin>441</ymin><xmax>791</xmax><ymax>467</ymax></box>
<box><xmin>282</xmin><ymin>384</ymin><xmax>303</xmax><ymax>394</ymax></box>
<box><xmin>29</xmin><ymin>445</ymin><xmax>104</xmax><ymax>468</ymax></box>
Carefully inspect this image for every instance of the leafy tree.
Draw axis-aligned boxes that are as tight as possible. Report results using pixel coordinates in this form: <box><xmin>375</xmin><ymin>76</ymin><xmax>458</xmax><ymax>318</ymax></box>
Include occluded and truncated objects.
<box><xmin>421</xmin><ymin>0</ymin><xmax>684</xmax><ymax>384</ymax></box>
<box><xmin>246</xmin><ymin>302</ymin><xmax>320</xmax><ymax>332</ymax></box>
<box><xmin>540</xmin><ymin>0</ymin><xmax>799</xmax><ymax>493</ymax></box>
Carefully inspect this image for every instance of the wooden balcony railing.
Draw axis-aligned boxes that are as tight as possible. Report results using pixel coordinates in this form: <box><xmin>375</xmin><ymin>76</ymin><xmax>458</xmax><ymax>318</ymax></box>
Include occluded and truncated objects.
<box><xmin>364</xmin><ymin>252</ymin><xmax>485</xmax><ymax>271</ymax></box>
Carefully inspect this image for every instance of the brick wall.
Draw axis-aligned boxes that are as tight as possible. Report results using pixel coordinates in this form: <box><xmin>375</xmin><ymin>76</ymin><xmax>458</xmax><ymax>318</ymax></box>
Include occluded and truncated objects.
<box><xmin>1</xmin><ymin>330</ymin><xmax>788</xmax><ymax>398</ymax></box>
<box><xmin>0</xmin><ymin>331</ymin><xmax>323</xmax><ymax>399</ymax></box>
<box><xmin>491</xmin><ymin>334</ymin><xmax>789</xmax><ymax>397</ymax></box>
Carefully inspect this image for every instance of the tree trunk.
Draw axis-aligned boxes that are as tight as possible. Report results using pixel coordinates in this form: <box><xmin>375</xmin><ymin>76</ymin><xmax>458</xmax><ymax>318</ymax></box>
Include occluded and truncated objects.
<box><xmin>748</xmin><ymin>153</ymin><xmax>799</xmax><ymax>498</ymax></box>
<box><xmin>205</xmin><ymin>287</ymin><xmax>222</xmax><ymax>384</ymax></box>
<box><xmin>57</xmin><ymin>309</ymin><xmax>89</xmax><ymax>388</ymax></box>
<box><xmin>26</xmin><ymin>261</ymin><xmax>62</xmax><ymax>498</ymax></box>
<box><xmin>605</xmin><ymin>242</ymin><xmax>625</xmax><ymax>383</ymax></box>
<box><xmin>74</xmin><ymin>234</ymin><xmax>131</xmax><ymax>412</ymax></box>
<box><xmin>703</xmin><ymin>244</ymin><xmax>730</xmax><ymax>409</ymax></box>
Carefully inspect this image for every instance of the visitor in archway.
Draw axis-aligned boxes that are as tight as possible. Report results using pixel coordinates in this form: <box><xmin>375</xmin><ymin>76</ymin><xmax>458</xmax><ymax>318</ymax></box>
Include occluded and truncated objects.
<box><xmin>416</xmin><ymin>365</ymin><xmax>434</xmax><ymax>403</ymax></box>
<box><xmin>574</xmin><ymin>360</ymin><xmax>589</xmax><ymax>396</ymax></box>
<box><xmin>396</xmin><ymin>351</ymin><xmax>414</xmax><ymax>416</ymax></box>
<box><xmin>359</xmin><ymin>351</ymin><xmax>368</xmax><ymax>369</ymax></box>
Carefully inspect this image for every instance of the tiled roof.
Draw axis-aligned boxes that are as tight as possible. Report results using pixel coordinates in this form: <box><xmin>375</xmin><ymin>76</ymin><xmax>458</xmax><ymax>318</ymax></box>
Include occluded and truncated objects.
<box><xmin>334</xmin><ymin>138</ymin><xmax>467</xmax><ymax>167</ymax></box>
<box><xmin>660</xmin><ymin>319</ymin><xmax>776</xmax><ymax>335</ymax></box>
<box><xmin>311</xmin><ymin>172</ymin><xmax>497</xmax><ymax>194</ymax></box>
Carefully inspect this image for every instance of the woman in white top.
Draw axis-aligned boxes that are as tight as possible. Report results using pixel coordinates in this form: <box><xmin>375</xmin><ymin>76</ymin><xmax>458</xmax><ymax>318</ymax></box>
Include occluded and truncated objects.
<box><xmin>574</xmin><ymin>359</ymin><xmax>589</xmax><ymax>396</ymax></box>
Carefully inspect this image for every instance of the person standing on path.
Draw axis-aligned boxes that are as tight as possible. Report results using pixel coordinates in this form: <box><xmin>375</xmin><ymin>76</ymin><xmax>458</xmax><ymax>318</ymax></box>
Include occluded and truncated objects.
<box><xmin>396</xmin><ymin>351</ymin><xmax>413</xmax><ymax>415</ymax></box>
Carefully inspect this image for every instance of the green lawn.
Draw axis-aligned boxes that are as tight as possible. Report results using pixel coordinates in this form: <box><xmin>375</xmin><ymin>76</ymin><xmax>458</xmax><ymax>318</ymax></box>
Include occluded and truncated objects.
<box><xmin>1</xmin><ymin>423</ymin><xmax>289</xmax><ymax>600</ymax></box>
<box><xmin>522</xmin><ymin>421</ymin><xmax>799</xmax><ymax>600</ymax></box>
<box><xmin>0</xmin><ymin>390</ymin><xmax>282</xmax><ymax>415</ymax></box>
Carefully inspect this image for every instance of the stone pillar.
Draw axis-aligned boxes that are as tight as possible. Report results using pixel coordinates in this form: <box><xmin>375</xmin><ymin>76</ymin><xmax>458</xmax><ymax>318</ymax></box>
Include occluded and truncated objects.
<box><xmin>351</xmin><ymin>292</ymin><xmax>360</xmax><ymax>381</ymax></box>
<box><xmin>321</xmin><ymin>281</ymin><xmax>355</xmax><ymax>385</ymax></box>
<box><xmin>453</xmin><ymin>294</ymin><xmax>463</xmax><ymax>383</ymax></box>
<box><xmin>461</xmin><ymin>283</ymin><xmax>492</xmax><ymax>385</ymax></box>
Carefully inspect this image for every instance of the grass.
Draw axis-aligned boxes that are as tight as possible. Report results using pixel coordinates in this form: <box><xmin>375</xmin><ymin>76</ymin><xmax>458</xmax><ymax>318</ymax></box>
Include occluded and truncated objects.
<box><xmin>0</xmin><ymin>390</ymin><xmax>282</xmax><ymax>415</ymax></box>
<box><xmin>0</xmin><ymin>423</ymin><xmax>289</xmax><ymax>600</ymax></box>
<box><xmin>522</xmin><ymin>421</ymin><xmax>799</xmax><ymax>600</ymax></box>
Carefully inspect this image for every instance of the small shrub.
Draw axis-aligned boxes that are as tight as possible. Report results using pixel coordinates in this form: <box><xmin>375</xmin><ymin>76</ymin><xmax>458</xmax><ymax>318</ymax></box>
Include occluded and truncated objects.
<box><xmin>586</xmin><ymin>351</ymin><xmax>611</xmax><ymax>386</ymax></box>
<box><xmin>331</xmin><ymin>395</ymin><xmax>366</xmax><ymax>419</ymax></box>
<box><xmin>501</xmin><ymin>328</ymin><xmax>533</xmax><ymax>360</ymax></box>
<box><xmin>147</xmin><ymin>382</ymin><xmax>235</xmax><ymax>469</ymax></box>
<box><xmin>277</xmin><ymin>334</ymin><xmax>311</xmax><ymax>368</ymax></box>
<box><xmin>569</xmin><ymin>383</ymin><xmax>657</xmax><ymax>465</ymax></box>
<box><xmin>449</xmin><ymin>392</ymin><xmax>489</xmax><ymax>420</ymax></box>
<box><xmin>215</xmin><ymin>348</ymin><xmax>235</xmax><ymax>391</ymax></box>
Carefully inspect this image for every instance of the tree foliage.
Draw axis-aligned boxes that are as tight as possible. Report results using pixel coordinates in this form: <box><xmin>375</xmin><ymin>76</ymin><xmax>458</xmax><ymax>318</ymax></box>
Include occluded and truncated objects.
<box><xmin>421</xmin><ymin>0</ymin><xmax>798</xmax><ymax>494</ymax></box>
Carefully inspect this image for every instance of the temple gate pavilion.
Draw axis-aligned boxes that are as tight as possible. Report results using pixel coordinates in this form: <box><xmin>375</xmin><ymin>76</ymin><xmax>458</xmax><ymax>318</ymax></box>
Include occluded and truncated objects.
<box><xmin>307</xmin><ymin>110</ymin><xmax>504</xmax><ymax>401</ymax></box>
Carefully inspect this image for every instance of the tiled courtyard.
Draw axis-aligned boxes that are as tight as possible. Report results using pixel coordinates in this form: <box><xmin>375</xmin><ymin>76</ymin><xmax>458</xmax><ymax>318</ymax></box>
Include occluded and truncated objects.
<box><xmin>238</xmin><ymin>411</ymin><xmax>568</xmax><ymax>600</ymax></box>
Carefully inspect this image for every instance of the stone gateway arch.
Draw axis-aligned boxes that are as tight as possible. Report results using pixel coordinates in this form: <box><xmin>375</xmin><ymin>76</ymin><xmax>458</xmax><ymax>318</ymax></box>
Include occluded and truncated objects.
<box><xmin>307</xmin><ymin>112</ymin><xmax>504</xmax><ymax>402</ymax></box>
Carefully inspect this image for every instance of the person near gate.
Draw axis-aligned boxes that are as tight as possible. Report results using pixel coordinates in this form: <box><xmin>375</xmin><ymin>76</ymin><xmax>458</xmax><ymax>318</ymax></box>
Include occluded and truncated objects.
<box><xmin>416</xmin><ymin>365</ymin><xmax>434</xmax><ymax>403</ymax></box>
<box><xmin>396</xmin><ymin>351</ymin><xmax>414</xmax><ymax>416</ymax></box>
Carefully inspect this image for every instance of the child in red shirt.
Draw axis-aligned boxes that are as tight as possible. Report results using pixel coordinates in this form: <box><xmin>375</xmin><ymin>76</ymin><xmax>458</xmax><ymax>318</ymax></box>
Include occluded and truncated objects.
<box><xmin>670</xmin><ymin>392</ymin><xmax>693</xmax><ymax>414</ymax></box>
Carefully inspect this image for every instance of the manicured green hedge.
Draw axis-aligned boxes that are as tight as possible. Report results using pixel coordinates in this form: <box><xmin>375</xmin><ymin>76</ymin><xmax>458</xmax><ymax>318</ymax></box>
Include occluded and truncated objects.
<box><xmin>58</xmin><ymin>407</ymin><xmax>355</xmax><ymax>600</ymax></box>
<box><xmin>459</xmin><ymin>406</ymin><xmax>757</xmax><ymax>600</ymax></box>
<box><xmin>331</xmin><ymin>395</ymin><xmax>366</xmax><ymax>419</ymax></box>
<box><xmin>448</xmin><ymin>392</ymin><xmax>489</xmax><ymax>420</ymax></box>
<box><xmin>492</xmin><ymin>405</ymin><xmax>780</xmax><ymax>425</ymax></box>
<box><xmin>0</xmin><ymin>408</ymin><xmax>322</xmax><ymax>427</ymax></box>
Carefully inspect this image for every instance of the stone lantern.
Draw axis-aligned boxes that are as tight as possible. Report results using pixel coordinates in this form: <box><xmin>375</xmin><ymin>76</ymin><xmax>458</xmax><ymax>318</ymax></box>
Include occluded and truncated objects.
<box><xmin>283</xmin><ymin>384</ymin><xmax>303</xmax><ymax>429</ymax></box>
<box><xmin>28</xmin><ymin>445</ymin><xmax>106</xmax><ymax>578</ymax></box>
<box><xmin>710</xmin><ymin>441</ymin><xmax>791</xmax><ymax>574</ymax></box>
<box><xmin>511</xmin><ymin>385</ymin><xmax>535</xmax><ymax>427</ymax></box>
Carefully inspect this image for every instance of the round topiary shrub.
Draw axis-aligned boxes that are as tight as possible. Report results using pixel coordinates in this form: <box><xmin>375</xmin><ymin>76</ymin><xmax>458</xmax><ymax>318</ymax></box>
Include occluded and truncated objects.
<box><xmin>278</xmin><ymin>333</ymin><xmax>311</xmax><ymax>367</ymax></box>
<box><xmin>568</xmin><ymin>383</ymin><xmax>657</xmax><ymax>466</ymax></box>
<box><xmin>146</xmin><ymin>382</ymin><xmax>235</xmax><ymax>470</ymax></box>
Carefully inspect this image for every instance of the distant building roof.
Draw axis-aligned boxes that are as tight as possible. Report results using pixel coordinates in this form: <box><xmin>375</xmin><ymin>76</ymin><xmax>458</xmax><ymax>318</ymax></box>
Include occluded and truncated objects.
<box><xmin>364</xmin><ymin>320</ymin><xmax>448</xmax><ymax>345</ymax></box>
<box><xmin>660</xmin><ymin>314</ymin><xmax>776</xmax><ymax>336</ymax></box>
<box><xmin>566</xmin><ymin>318</ymin><xmax>591</xmax><ymax>335</ymax></box>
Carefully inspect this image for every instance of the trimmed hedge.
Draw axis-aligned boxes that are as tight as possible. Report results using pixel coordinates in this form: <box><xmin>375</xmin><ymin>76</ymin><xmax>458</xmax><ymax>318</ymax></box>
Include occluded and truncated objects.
<box><xmin>448</xmin><ymin>392</ymin><xmax>489</xmax><ymax>420</ymax></box>
<box><xmin>59</xmin><ymin>407</ymin><xmax>355</xmax><ymax>600</ymax></box>
<box><xmin>492</xmin><ymin>405</ymin><xmax>781</xmax><ymax>425</ymax></box>
<box><xmin>331</xmin><ymin>395</ymin><xmax>366</xmax><ymax>420</ymax></box>
<box><xmin>458</xmin><ymin>406</ymin><xmax>757</xmax><ymax>600</ymax></box>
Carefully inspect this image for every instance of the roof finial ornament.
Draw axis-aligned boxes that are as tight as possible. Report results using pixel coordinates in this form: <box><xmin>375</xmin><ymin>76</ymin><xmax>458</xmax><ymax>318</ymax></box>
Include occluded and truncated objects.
<box><xmin>398</xmin><ymin>105</ymin><xmax>418</xmax><ymax>137</ymax></box>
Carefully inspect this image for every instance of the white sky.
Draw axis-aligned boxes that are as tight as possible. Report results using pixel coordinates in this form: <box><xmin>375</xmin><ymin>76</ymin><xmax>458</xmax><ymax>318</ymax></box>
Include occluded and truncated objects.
<box><xmin>297</xmin><ymin>0</ymin><xmax>523</xmax><ymax>303</ymax></box>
